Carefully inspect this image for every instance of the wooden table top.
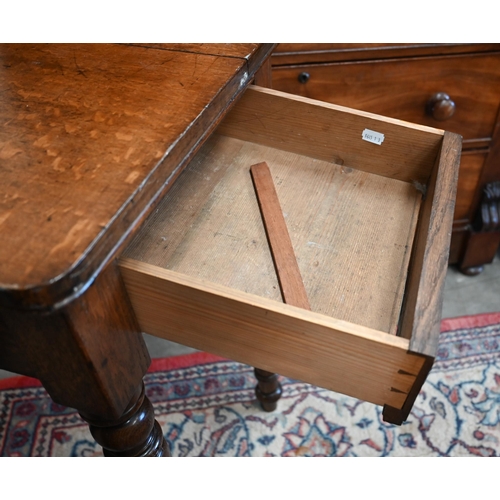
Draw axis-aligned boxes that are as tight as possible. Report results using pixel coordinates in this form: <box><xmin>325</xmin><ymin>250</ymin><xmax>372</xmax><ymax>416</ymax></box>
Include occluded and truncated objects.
<box><xmin>0</xmin><ymin>43</ymin><xmax>274</xmax><ymax>309</ymax></box>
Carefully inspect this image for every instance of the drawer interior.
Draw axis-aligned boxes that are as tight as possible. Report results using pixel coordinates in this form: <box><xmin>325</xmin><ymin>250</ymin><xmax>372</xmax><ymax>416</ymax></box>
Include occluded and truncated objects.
<box><xmin>124</xmin><ymin>86</ymin><xmax>445</xmax><ymax>336</ymax></box>
<box><xmin>124</xmin><ymin>133</ymin><xmax>421</xmax><ymax>335</ymax></box>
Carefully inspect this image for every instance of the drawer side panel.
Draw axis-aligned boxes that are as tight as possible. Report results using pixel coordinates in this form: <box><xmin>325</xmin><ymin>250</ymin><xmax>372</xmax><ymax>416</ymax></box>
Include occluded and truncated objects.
<box><xmin>400</xmin><ymin>132</ymin><xmax>462</xmax><ymax>356</ymax></box>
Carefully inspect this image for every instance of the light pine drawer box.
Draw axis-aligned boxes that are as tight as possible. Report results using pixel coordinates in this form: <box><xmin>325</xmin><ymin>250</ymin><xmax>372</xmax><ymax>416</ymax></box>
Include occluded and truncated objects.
<box><xmin>120</xmin><ymin>86</ymin><xmax>461</xmax><ymax>425</ymax></box>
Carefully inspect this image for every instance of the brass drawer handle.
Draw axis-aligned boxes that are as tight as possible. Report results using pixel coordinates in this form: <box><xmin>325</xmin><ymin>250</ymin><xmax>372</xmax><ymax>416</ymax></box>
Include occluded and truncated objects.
<box><xmin>426</xmin><ymin>92</ymin><xmax>456</xmax><ymax>121</ymax></box>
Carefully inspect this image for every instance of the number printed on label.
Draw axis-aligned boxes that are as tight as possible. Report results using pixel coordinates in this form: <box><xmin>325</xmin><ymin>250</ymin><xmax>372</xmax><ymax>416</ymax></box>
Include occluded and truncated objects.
<box><xmin>362</xmin><ymin>128</ymin><xmax>385</xmax><ymax>145</ymax></box>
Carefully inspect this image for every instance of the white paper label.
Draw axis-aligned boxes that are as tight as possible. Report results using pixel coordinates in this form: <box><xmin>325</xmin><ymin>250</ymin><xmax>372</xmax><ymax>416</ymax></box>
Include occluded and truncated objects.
<box><xmin>362</xmin><ymin>128</ymin><xmax>385</xmax><ymax>145</ymax></box>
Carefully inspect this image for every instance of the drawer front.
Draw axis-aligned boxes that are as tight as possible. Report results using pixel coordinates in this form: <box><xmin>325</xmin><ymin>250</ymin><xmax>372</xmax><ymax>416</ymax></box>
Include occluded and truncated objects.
<box><xmin>119</xmin><ymin>257</ymin><xmax>424</xmax><ymax>411</ymax></box>
<box><xmin>272</xmin><ymin>54</ymin><xmax>500</xmax><ymax>141</ymax></box>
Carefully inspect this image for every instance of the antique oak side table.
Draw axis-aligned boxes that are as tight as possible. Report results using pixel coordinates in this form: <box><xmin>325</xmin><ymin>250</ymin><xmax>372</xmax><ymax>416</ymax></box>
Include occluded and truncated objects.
<box><xmin>0</xmin><ymin>44</ymin><xmax>275</xmax><ymax>456</ymax></box>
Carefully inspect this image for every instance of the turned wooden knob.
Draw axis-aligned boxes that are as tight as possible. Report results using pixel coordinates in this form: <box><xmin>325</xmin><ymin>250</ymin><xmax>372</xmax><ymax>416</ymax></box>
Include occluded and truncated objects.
<box><xmin>298</xmin><ymin>72</ymin><xmax>310</xmax><ymax>84</ymax></box>
<box><xmin>426</xmin><ymin>92</ymin><xmax>456</xmax><ymax>121</ymax></box>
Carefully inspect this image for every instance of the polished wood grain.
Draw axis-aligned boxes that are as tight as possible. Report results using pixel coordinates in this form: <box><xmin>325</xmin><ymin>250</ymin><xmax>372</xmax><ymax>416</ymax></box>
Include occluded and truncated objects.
<box><xmin>272</xmin><ymin>54</ymin><xmax>500</xmax><ymax>142</ymax></box>
<box><xmin>126</xmin><ymin>43</ymin><xmax>261</xmax><ymax>57</ymax></box>
<box><xmin>126</xmin><ymin>44</ymin><xmax>272</xmax><ymax>82</ymax></box>
<box><xmin>0</xmin><ymin>261</ymin><xmax>152</xmax><ymax>419</ymax></box>
<box><xmin>253</xmin><ymin>57</ymin><xmax>273</xmax><ymax>88</ymax></box>
<box><xmin>272</xmin><ymin>43</ymin><xmax>500</xmax><ymax>65</ymax></box>
<box><xmin>250</xmin><ymin>162</ymin><xmax>311</xmax><ymax>311</ymax></box>
<box><xmin>81</xmin><ymin>382</ymin><xmax>170</xmax><ymax>457</ymax></box>
<box><xmin>0</xmin><ymin>43</ymin><xmax>274</xmax><ymax>310</ymax></box>
<box><xmin>453</xmin><ymin>151</ymin><xmax>489</xmax><ymax>221</ymax></box>
<box><xmin>0</xmin><ymin>44</ymin><xmax>275</xmax><ymax>456</ymax></box>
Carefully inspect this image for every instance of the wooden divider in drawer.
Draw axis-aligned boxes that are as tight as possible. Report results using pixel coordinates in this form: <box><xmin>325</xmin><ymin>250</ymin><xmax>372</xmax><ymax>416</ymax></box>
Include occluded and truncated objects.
<box><xmin>120</xmin><ymin>86</ymin><xmax>462</xmax><ymax>424</ymax></box>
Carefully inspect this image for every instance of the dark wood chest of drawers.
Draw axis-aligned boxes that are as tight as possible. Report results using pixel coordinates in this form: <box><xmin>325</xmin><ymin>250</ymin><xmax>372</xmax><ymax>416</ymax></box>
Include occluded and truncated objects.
<box><xmin>271</xmin><ymin>43</ymin><xmax>500</xmax><ymax>274</ymax></box>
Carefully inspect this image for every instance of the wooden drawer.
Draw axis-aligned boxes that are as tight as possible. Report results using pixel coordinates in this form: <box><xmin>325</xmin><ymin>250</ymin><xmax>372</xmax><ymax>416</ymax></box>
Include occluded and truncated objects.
<box><xmin>120</xmin><ymin>86</ymin><xmax>461</xmax><ymax>424</ymax></box>
<box><xmin>272</xmin><ymin>53</ymin><xmax>500</xmax><ymax>142</ymax></box>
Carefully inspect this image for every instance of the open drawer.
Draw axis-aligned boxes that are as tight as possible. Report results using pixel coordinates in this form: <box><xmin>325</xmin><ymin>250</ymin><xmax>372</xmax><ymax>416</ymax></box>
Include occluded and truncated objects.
<box><xmin>119</xmin><ymin>86</ymin><xmax>461</xmax><ymax>425</ymax></box>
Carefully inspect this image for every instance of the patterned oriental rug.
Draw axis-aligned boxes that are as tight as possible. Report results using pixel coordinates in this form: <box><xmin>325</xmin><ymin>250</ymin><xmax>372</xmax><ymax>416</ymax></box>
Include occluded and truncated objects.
<box><xmin>1</xmin><ymin>313</ymin><xmax>500</xmax><ymax>457</ymax></box>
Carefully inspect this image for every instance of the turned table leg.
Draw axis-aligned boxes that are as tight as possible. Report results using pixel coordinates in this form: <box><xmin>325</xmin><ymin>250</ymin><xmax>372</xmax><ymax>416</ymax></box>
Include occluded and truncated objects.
<box><xmin>81</xmin><ymin>382</ymin><xmax>170</xmax><ymax>457</ymax></box>
<box><xmin>0</xmin><ymin>261</ymin><xmax>170</xmax><ymax>457</ymax></box>
<box><xmin>254</xmin><ymin>368</ymin><xmax>282</xmax><ymax>412</ymax></box>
